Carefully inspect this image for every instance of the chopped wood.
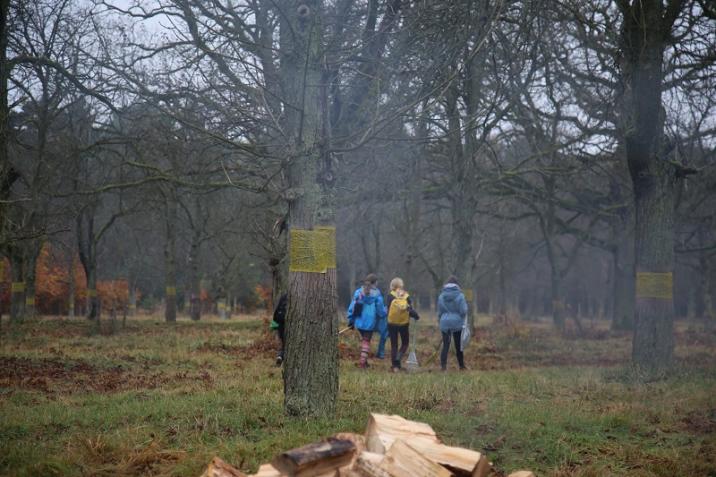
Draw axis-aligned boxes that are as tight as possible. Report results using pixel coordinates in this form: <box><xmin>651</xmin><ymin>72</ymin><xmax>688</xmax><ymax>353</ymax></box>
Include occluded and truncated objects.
<box><xmin>333</xmin><ymin>432</ymin><xmax>366</xmax><ymax>468</ymax></box>
<box><xmin>405</xmin><ymin>436</ymin><xmax>488</xmax><ymax>476</ymax></box>
<box><xmin>365</xmin><ymin>414</ymin><xmax>440</xmax><ymax>454</ymax></box>
<box><xmin>271</xmin><ymin>437</ymin><xmax>356</xmax><ymax>477</ymax></box>
<box><xmin>248</xmin><ymin>463</ymin><xmax>285</xmax><ymax>477</ymax></box>
<box><xmin>354</xmin><ymin>452</ymin><xmax>391</xmax><ymax>477</ymax></box>
<box><xmin>470</xmin><ymin>455</ymin><xmax>491</xmax><ymax>477</ymax></box>
<box><xmin>379</xmin><ymin>439</ymin><xmax>452</xmax><ymax>477</ymax></box>
<box><xmin>337</xmin><ymin>470</ymin><xmax>364</xmax><ymax>477</ymax></box>
<box><xmin>204</xmin><ymin>414</ymin><xmax>528</xmax><ymax>477</ymax></box>
<box><xmin>200</xmin><ymin>457</ymin><xmax>248</xmax><ymax>477</ymax></box>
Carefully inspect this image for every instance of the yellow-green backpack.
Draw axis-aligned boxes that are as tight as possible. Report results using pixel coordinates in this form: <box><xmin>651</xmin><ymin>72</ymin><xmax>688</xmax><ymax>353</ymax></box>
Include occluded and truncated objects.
<box><xmin>388</xmin><ymin>291</ymin><xmax>410</xmax><ymax>325</ymax></box>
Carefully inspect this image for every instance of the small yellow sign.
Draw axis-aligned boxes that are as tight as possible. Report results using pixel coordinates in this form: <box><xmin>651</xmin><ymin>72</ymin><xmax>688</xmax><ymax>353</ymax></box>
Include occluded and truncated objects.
<box><xmin>87</xmin><ymin>289</ymin><xmax>97</xmax><ymax>297</ymax></box>
<box><xmin>166</xmin><ymin>286</ymin><xmax>177</xmax><ymax>296</ymax></box>
<box><xmin>25</xmin><ymin>297</ymin><xmax>35</xmax><ymax>306</ymax></box>
<box><xmin>464</xmin><ymin>289</ymin><xmax>474</xmax><ymax>302</ymax></box>
<box><xmin>636</xmin><ymin>272</ymin><xmax>673</xmax><ymax>300</ymax></box>
<box><xmin>289</xmin><ymin>226</ymin><xmax>337</xmax><ymax>273</ymax></box>
<box><xmin>11</xmin><ymin>282</ymin><xmax>25</xmax><ymax>293</ymax></box>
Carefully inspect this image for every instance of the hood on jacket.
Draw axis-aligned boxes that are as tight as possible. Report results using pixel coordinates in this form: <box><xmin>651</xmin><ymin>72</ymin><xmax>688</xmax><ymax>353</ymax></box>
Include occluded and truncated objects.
<box><xmin>441</xmin><ymin>283</ymin><xmax>462</xmax><ymax>302</ymax></box>
<box><xmin>357</xmin><ymin>287</ymin><xmax>381</xmax><ymax>304</ymax></box>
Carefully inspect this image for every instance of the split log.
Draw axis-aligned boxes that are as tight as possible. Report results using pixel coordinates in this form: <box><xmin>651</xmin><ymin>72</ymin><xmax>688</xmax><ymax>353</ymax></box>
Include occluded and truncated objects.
<box><xmin>364</xmin><ymin>414</ymin><xmax>440</xmax><ymax>454</ymax></box>
<box><xmin>379</xmin><ymin>439</ymin><xmax>452</xmax><ymax>477</ymax></box>
<box><xmin>248</xmin><ymin>463</ymin><xmax>285</xmax><ymax>477</ymax></box>
<box><xmin>271</xmin><ymin>438</ymin><xmax>356</xmax><ymax>477</ymax></box>
<box><xmin>507</xmin><ymin>472</ymin><xmax>535</xmax><ymax>477</ymax></box>
<box><xmin>470</xmin><ymin>456</ymin><xmax>491</xmax><ymax>477</ymax></box>
<box><xmin>403</xmin><ymin>437</ymin><xmax>491</xmax><ymax>477</ymax></box>
<box><xmin>354</xmin><ymin>452</ymin><xmax>391</xmax><ymax>477</ymax></box>
<box><xmin>200</xmin><ymin>457</ymin><xmax>247</xmax><ymax>477</ymax></box>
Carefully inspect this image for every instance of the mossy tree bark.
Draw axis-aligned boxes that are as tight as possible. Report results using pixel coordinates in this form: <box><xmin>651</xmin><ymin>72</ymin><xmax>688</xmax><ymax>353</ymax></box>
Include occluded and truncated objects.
<box><xmin>280</xmin><ymin>0</ymin><xmax>338</xmax><ymax>417</ymax></box>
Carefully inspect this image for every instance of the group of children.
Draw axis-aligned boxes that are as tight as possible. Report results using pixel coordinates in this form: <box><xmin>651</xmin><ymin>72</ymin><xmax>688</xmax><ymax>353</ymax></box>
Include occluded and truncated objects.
<box><xmin>271</xmin><ymin>273</ymin><xmax>469</xmax><ymax>372</ymax></box>
<box><xmin>346</xmin><ymin>273</ymin><xmax>468</xmax><ymax>371</ymax></box>
<box><xmin>347</xmin><ymin>273</ymin><xmax>419</xmax><ymax>371</ymax></box>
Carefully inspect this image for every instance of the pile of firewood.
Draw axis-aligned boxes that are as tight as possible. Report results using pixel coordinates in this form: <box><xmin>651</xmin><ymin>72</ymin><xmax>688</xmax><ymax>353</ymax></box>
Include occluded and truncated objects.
<box><xmin>199</xmin><ymin>414</ymin><xmax>535</xmax><ymax>477</ymax></box>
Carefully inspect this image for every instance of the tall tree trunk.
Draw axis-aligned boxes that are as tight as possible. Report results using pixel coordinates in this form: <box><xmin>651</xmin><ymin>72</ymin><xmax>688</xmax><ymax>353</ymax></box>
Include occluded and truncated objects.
<box><xmin>86</xmin><ymin>261</ymin><xmax>98</xmax><ymax>321</ymax></box>
<box><xmin>497</xmin><ymin>234</ymin><xmax>508</xmax><ymax>316</ymax></box>
<box><xmin>0</xmin><ymin>0</ymin><xmax>11</xmax><ymax>242</ymax></box>
<box><xmin>164</xmin><ymin>193</ymin><xmax>177</xmax><ymax>322</ymax></box>
<box><xmin>612</xmin><ymin>215</ymin><xmax>635</xmax><ymax>330</ymax></box>
<box><xmin>9</xmin><ymin>251</ymin><xmax>24</xmax><ymax>322</ymax></box>
<box><xmin>188</xmin><ymin>230</ymin><xmax>201</xmax><ymax>321</ymax></box>
<box><xmin>23</xmin><ymin>245</ymin><xmax>39</xmax><ymax>318</ymax></box>
<box><xmin>281</xmin><ymin>0</ymin><xmax>338</xmax><ymax>417</ymax></box>
<box><xmin>619</xmin><ymin>0</ymin><xmax>680</xmax><ymax>372</ymax></box>
<box><xmin>68</xmin><ymin>253</ymin><xmax>75</xmax><ymax>318</ymax></box>
<box><xmin>550</xmin><ymin>265</ymin><xmax>565</xmax><ymax>331</ymax></box>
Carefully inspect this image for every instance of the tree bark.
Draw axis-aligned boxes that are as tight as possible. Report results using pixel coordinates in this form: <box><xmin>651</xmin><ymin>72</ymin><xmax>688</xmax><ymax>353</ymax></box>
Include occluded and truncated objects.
<box><xmin>164</xmin><ymin>193</ymin><xmax>177</xmax><ymax>323</ymax></box>
<box><xmin>618</xmin><ymin>0</ymin><xmax>680</xmax><ymax>371</ymax></box>
<box><xmin>281</xmin><ymin>0</ymin><xmax>338</xmax><ymax>417</ymax></box>
<box><xmin>612</xmin><ymin>214</ymin><xmax>635</xmax><ymax>330</ymax></box>
<box><xmin>23</xmin><ymin>245</ymin><xmax>39</xmax><ymax>318</ymax></box>
<box><xmin>0</xmin><ymin>0</ymin><xmax>12</xmax><ymax>244</ymax></box>
<box><xmin>188</xmin><ymin>230</ymin><xmax>201</xmax><ymax>321</ymax></box>
<box><xmin>9</xmin><ymin>251</ymin><xmax>24</xmax><ymax>322</ymax></box>
<box><xmin>68</xmin><ymin>252</ymin><xmax>75</xmax><ymax>318</ymax></box>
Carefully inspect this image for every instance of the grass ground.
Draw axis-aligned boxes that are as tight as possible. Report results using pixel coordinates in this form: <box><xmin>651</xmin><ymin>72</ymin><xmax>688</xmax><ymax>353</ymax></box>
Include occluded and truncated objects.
<box><xmin>1</xmin><ymin>312</ymin><xmax>715</xmax><ymax>477</ymax></box>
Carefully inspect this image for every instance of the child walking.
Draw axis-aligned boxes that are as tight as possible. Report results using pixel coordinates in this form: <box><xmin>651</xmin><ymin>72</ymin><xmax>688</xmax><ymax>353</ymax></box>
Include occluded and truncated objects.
<box><xmin>347</xmin><ymin>273</ymin><xmax>387</xmax><ymax>369</ymax></box>
<box><xmin>437</xmin><ymin>275</ymin><xmax>468</xmax><ymax>371</ymax></box>
<box><xmin>386</xmin><ymin>277</ymin><xmax>419</xmax><ymax>372</ymax></box>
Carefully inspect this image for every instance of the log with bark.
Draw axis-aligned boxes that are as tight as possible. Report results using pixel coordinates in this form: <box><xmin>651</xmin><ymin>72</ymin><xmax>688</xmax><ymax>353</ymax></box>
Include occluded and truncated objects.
<box><xmin>271</xmin><ymin>437</ymin><xmax>356</xmax><ymax>477</ymax></box>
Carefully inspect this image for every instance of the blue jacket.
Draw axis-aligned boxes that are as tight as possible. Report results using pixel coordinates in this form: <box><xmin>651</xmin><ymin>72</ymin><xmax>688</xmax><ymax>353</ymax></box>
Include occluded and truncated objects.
<box><xmin>437</xmin><ymin>284</ymin><xmax>468</xmax><ymax>332</ymax></box>
<box><xmin>348</xmin><ymin>287</ymin><xmax>387</xmax><ymax>332</ymax></box>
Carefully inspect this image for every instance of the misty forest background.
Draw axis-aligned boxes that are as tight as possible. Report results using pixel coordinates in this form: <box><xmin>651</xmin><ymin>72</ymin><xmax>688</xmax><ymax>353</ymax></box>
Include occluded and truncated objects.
<box><xmin>0</xmin><ymin>0</ymin><xmax>715</xmax><ymax>413</ymax></box>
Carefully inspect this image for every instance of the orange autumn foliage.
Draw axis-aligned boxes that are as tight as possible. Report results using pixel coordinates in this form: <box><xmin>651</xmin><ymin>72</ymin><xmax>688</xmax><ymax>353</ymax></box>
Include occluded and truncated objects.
<box><xmin>1</xmin><ymin>244</ymin><xmax>138</xmax><ymax>315</ymax></box>
<box><xmin>255</xmin><ymin>284</ymin><xmax>272</xmax><ymax>310</ymax></box>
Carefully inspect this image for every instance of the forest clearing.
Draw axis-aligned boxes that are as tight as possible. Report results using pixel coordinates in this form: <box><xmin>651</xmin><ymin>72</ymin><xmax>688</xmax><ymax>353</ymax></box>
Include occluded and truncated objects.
<box><xmin>1</xmin><ymin>313</ymin><xmax>715</xmax><ymax>477</ymax></box>
<box><xmin>2</xmin><ymin>0</ymin><xmax>716</xmax><ymax>476</ymax></box>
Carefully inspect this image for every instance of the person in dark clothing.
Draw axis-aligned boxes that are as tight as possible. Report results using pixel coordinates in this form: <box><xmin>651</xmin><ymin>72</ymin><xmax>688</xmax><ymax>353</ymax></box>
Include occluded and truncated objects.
<box><xmin>271</xmin><ymin>292</ymin><xmax>288</xmax><ymax>366</ymax></box>
<box><xmin>386</xmin><ymin>277</ymin><xmax>419</xmax><ymax>372</ymax></box>
<box><xmin>437</xmin><ymin>276</ymin><xmax>468</xmax><ymax>371</ymax></box>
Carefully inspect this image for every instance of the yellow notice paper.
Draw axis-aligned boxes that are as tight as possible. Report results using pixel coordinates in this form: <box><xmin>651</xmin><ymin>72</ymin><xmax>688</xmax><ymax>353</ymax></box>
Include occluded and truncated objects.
<box><xmin>25</xmin><ymin>297</ymin><xmax>35</xmax><ymax>306</ymax></box>
<box><xmin>636</xmin><ymin>272</ymin><xmax>673</xmax><ymax>300</ymax></box>
<box><xmin>166</xmin><ymin>286</ymin><xmax>177</xmax><ymax>296</ymax></box>
<box><xmin>289</xmin><ymin>226</ymin><xmax>336</xmax><ymax>273</ymax></box>
<box><xmin>11</xmin><ymin>282</ymin><xmax>25</xmax><ymax>293</ymax></box>
<box><xmin>464</xmin><ymin>289</ymin><xmax>474</xmax><ymax>302</ymax></box>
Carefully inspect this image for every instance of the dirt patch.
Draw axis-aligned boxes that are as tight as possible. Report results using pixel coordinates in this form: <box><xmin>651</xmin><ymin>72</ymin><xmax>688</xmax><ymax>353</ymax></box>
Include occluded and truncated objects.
<box><xmin>0</xmin><ymin>356</ymin><xmax>212</xmax><ymax>395</ymax></box>
<box><xmin>676</xmin><ymin>327</ymin><xmax>716</xmax><ymax>347</ymax></box>
<box><xmin>196</xmin><ymin>333</ymin><xmax>278</xmax><ymax>360</ymax></box>
<box><xmin>680</xmin><ymin>409</ymin><xmax>716</xmax><ymax>435</ymax></box>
